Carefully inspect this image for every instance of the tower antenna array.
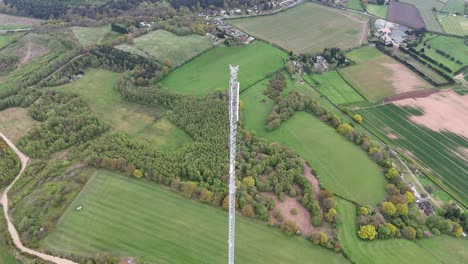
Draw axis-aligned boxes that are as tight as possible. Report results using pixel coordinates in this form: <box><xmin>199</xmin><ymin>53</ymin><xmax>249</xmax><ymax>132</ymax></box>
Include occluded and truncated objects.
<box><xmin>228</xmin><ymin>65</ymin><xmax>239</xmax><ymax>264</ymax></box>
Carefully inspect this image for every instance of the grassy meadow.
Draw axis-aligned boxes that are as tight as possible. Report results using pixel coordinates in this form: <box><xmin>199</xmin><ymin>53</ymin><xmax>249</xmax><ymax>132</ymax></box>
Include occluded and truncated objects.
<box><xmin>436</xmin><ymin>13</ymin><xmax>468</xmax><ymax>36</ymax></box>
<box><xmin>425</xmin><ymin>35</ymin><xmax>468</xmax><ymax>65</ymax></box>
<box><xmin>0</xmin><ymin>107</ymin><xmax>38</xmax><ymax>143</ymax></box>
<box><xmin>366</xmin><ymin>4</ymin><xmax>389</xmax><ymax>18</ymax></box>
<box><xmin>346</xmin><ymin>0</ymin><xmax>363</xmax><ymax>11</ymax></box>
<box><xmin>340</xmin><ymin>47</ymin><xmax>432</xmax><ymax>100</ymax></box>
<box><xmin>356</xmin><ymin>103</ymin><xmax>468</xmax><ymax>206</ymax></box>
<box><xmin>308</xmin><ymin>71</ymin><xmax>366</xmax><ymax>105</ymax></box>
<box><xmin>50</xmin><ymin>69</ymin><xmax>192</xmax><ymax>151</ymax></box>
<box><xmin>337</xmin><ymin>198</ymin><xmax>458</xmax><ymax>264</ymax></box>
<box><xmin>128</xmin><ymin>30</ymin><xmax>213</xmax><ymax>66</ymax></box>
<box><xmin>160</xmin><ymin>41</ymin><xmax>287</xmax><ymax>96</ymax></box>
<box><xmin>71</xmin><ymin>25</ymin><xmax>113</xmax><ymax>46</ymax></box>
<box><xmin>416</xmin><ymin>235</ymin><xmax>468</xmax><ymax>263</ymax></box>
<box><xmin>229</xmin><ymin>2</ymin><xmax>368</xmax><ymax>54</ymax></box>
<box><xmin>44</xmin><ymin>170</ymin><xmax>348</xmax><ymax>264</ymax></box>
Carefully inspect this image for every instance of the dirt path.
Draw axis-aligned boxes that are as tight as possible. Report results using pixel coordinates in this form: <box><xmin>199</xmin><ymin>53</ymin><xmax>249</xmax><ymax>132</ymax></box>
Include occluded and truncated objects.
<box><xmin>19</xmin><ymin>40</ymin><xmax>32</xmax><ymax>66</ymax></box>
<box><xmin>0</xmin><ymin>132</ymin><xmax>77</xmax><ymax>264</ymax></box>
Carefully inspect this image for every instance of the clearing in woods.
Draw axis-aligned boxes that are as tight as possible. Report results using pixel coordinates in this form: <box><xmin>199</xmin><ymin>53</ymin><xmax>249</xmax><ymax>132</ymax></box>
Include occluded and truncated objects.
<box><xmin>229</xmin><ymin>2</ymin><xmax>369</xmax><ymax>54</ymax></box>
<box><xmin>71</xmin><ymin>25</ymin><xmax>113</xmax><ymax>46</ymax></box>
<box><xmin>355</xmin><ymin>91</ymin><xmax>468</xmax><ymax>206</ymax></box>
<box><xmin>118</xmin><ymin>30</ymin><xmax>214</xmax><ymax>67</ymax></box>
<box><xmin>160</xmin><ymin>41</ymin><xmax>288</xmax><ymax>96</ymax></box>
<box><xmin>340</xmin><ymin>47</ymin><xmax>433</xmax><ymax>100</ymax></box>
<box><xmin>0</xmin><ymin>107</ymin><xmax>38</xmax><ymax>144</ymax></box>
<box><xmin>49</xmin><ymin>69</ymin><xmax>192</xmax><ymax>151</ymax></box>
<box><xmin>336</xmin><ymin>198</ymin><xmax>467</xmax><ymax>264</ymax></box>
<box><xmin>44</xmin><ymin>170</ymin><xmax>348</xmax><ymax>264</ymax></box>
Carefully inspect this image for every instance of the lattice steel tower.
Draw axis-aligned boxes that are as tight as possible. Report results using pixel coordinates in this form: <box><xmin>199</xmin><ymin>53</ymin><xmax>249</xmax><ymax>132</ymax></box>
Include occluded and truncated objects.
<box><xmin>228</xmin><ymin>65</ymin><xmax>239</xmax><ymax>264</ymax></box>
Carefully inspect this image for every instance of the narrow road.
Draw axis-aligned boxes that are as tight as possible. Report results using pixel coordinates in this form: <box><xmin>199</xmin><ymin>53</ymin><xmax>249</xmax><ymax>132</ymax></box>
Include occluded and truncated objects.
<box><xmin>0</xmin><ymin>132</ymin><xmax>77</xmax><ymax>264</ymax></box>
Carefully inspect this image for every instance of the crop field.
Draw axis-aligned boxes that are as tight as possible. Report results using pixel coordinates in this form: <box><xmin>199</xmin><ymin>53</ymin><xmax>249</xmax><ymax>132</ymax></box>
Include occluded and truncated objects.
<box><xmin>50</xmin><ymin>69</ymin><xmax>192</xmax><ymax>151</ymax></box>
<box><xmin>337</xmin><ymin>199</ymin><xmax>456</xmax><ymax>264</ymax></box>
<box><xmin>71</xmin><ymin>25</ymin><xmax>112</xmax><ymax>46</ymax></box>
<box><xmin>346</xmin><ymin>0</ymin><xmax>363</xmax><ymax>11</ymax></box>
<box><xmin>366</xmin><ymin>4</ymin><xmax>389</xmax><ymax>19</ymax></box>
<box><xmin>44</xmin><ymin>170</ymin><xmax>348</xmax><ymax>264</ymax></box>
<box><xmin>0</xmin><ymin>13</ymin><xmax>41</xmax><ymax>30</ymax></box>
<box><xmin>441</xmin><ymin>0</ymin><xmax>466</xmax><ymax>13</ymax></box>
<box><xmin>160</xmin><ymin>41</ymin><xmax>288</xmax><ymax>96</ymax></box>
<box><xmin>308</xmin><ymin>71</ymin><xmax>366</xmax><ymax>105</ymax></box>
<box><xmin>425</xmin><ymin>35</ymin><xmax>468</xmax><ymax>65</ymax></box>
<box><xmin>436</xmin><ymin>13</ymin><xmax>468</xmax><ymax>36</ymax></box>
<box><xmin>340</xmin><ymin>47</ymin><xmax>432</xmax><ymax>100</ymax></box>
<box><xmin>229</xmin><ymin>2</ymin><xmax>369</xmax><ymax>55</ymax></box>
<box><xmin>128</xmin><ymin>30</ymin><xmax>213</xmax><ymax>66</ymax></box>
<box><xmin>355</xmin><ymin>94</ymin><xmax>468</xmax><ymax>205</ymax></box>
<box><xmin>400</xmin><ymin>0</ymin><xmax>445</xmax><ymax>32</ymax></box>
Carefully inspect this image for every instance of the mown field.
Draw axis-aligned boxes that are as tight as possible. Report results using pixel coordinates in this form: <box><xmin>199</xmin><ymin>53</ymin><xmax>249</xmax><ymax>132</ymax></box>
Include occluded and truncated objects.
<box><xmin>50</xmin><ymin>69</ymin><xmax>192</xmax><ymax>151</ymax></box>
<box><xmin>366</xmin><ymin>4</ymin><xmax>389</xmax><ymax>19</ymax></box>
<box><xmin>44</xmin><ymin>170</ymin><xmax>348</xmax><ymax>264</ymax></box>
<box><xmin>340</xmin><ymin>47</ymin><xmax>432</xmax><ymax>100</ymax></box>
<box><xmin>400</xmin><ymin>0</ymin><xmax>445</xmax><ymax>32</ymax></box>
<box><xmin>436</xmin><ymin>13</ymin><xmax>468</xmax><ymax>36</ymax></box>
<box><xmin>337</xmin><ymin>198</ymin><xmax>465</xmax><ymax>264</ymax></box>
<box><xmin>71</xmin><ymin>25</ymin><xmax>113</xmax><ymax>46</ymax></box>
<box><xmin>160</xmin><ymin>41</ymin><xmax>287</xmax><ymax>96</ymax></box>
<box><xmin>229</xmin><ymin>2</ymin><xmax>368</xmax><ymax>54</ymax></box>
<box><xmin>308</xmin><ymin>71</ymin><xmax>366</xmax><ymax>105</ymax></box>
<box><xmin>123</xmin><ymin>30</ymin><xmax>213</xmax><ymax>66</ymax></box>
<box><xmin>355</xmin><ymin>103</ymin><xmax>468</xmax><ymax>206</ymax></box>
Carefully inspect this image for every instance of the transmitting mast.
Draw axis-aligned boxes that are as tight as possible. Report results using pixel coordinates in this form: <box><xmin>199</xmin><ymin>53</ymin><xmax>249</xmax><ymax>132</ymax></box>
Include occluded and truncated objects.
<box><xmin>228</xmin><ymin>65</ymin><xmax>239</xmax><ymax>264</ymax></box>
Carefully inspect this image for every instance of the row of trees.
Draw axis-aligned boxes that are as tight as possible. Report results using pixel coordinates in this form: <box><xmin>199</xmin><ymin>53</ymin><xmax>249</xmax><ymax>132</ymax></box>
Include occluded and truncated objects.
<box><xmin>0</xmin><ymin>139</ymin><xmax>20</xmax><ymax>187</ymax></box>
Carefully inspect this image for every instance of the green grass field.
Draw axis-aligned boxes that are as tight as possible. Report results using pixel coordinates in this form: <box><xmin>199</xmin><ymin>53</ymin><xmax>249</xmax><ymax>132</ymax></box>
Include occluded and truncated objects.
<box><xmin>71</xmin><ymin>25</ymin><xmax>113</xmax><ymax>46</ymax></box>
<box><xmin>242</xmin><ymin>81</ymin><xmax>386</xmax><ymax>205</ymax></box>
<box><xmin>337</xmin><ymin>198</ymin><xmax>453</xmax><ymax>264</ymax></box>
<box><xmin>0</xmin><ymin>32</ymin><xmax>23</xmax><ymax>49</ymax></box>
<box><xmin>50</xmin><ymin>69</ymin><xmax>192</xmax><ymax>151</ymax></box>
<box><xmin>366</xmin><ymin>4</ymin><xmax>389</xmax><ymax>18</ymax></box>
<box><xmin>416</xmin><ymin>235</ymin><xmax>468</xmax><ymax>263</ymax></box>
<box><xmin>129</xmin><ymin>30</ymin><xmax>213</xmax><ymax>66</ymax></box>
<box><xmin>441</xmin><ymin>0</ymin><xmax>466</xmax><ymax>13</ymax></box>
<box><xmin>308</xmin><ymin>71</ymin><xmax>366</xmax><ymax>105</ymax></box>
<box><xmin>436</xmin><ymin>13</ymin><xmax>468</xmax><ymax>36</ymax></box>
<box><xmin>44</xmin><ymin>170</ymin><xmax>348</xmax><ymax>264</ymax></box>
<box><xmin>340</xmin><ymin>47</ymin><xmax>432</xmax><ymax>100</ymax></box>
<box><xmin>425</xmin><ymin>35</ymin><xmax>468</xmax><ymax>65</ymax></box>
<box><xmin>401</xmin><ymin>0</ymin><xmax>445</xmax><ymax>32</ymax></box>
<box><xmin>413</xmin><ymin>43</ymin><xmax>464</xmax><ymax>75</ymax></box>
<box><xmin>346</xmin><ymin>0</ymin><xmax>363</xmax><ymax>11</ymax></box>
<box><xmin>229</xmin><ymin>2</ymin><xmax>368</xmax><ymax>54</ymax></box>
<box><xmin>160</xmin><ymin>41</ymin><xmax>287</xmax><ymax>96</ymax></box>
<box><xmin>356</xmin><ymin>103</ymin><xmax>468</xmax><ymax>206</ymax></box>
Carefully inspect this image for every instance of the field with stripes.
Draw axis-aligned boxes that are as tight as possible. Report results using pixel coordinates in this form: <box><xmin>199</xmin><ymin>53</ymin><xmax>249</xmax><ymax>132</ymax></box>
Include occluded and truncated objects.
<box><xmin>355</xmin><ymin>100</ymin><xmax>468</xmax><ymax>206</ymax></box>
<box><xmin>436</xmin><ymin>13</ymin><xmax>468</xmax><ymax>36</ymax></box>
<box><xmin>44</xmin><ymin>170</ymin><xmax>347</xmax><ymax>263</ymax></box>
<box><xmin>229</xmin><ymin>2</ymin><xmax>369</xmax><ymax>54</ymax></box>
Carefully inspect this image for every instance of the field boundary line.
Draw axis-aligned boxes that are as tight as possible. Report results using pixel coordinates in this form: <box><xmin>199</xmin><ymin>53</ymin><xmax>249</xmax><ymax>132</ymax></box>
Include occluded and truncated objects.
<box><xmin>335</xmin><ymin>69</ymin><xmax>370</xmax><ymax>101</ymax></box>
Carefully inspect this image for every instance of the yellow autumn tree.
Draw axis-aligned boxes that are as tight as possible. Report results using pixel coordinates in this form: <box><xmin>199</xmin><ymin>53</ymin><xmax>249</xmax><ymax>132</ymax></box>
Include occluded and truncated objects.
<box><xmin>358</xmin><ymin>225</ymin><xmax>378</xmax><ymax>240</ymax></box>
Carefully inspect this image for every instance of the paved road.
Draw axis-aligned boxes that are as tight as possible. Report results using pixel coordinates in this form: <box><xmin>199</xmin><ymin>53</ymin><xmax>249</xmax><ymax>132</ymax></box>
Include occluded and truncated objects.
<box><xmin>0</xmin><ymin>132</ymin><xmax>77</xmax><ymax>264</ymax></box>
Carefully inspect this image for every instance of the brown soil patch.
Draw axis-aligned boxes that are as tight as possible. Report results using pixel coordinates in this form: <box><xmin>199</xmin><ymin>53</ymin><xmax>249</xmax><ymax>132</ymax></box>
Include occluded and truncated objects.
<box><xmin>119</xmin><ymin>257</ymin><xmax>137</xmax><ymax>264</ymax></box>
<box><xmin>384</xmin><ymin>89</ymin><xmax>439</xmax><ymax>103</ymax></box>
<box><xmin>0</xmin><ymin>13</ymin><xmax>42</xmax><ymax>27</ymax></box>
<box><xmin>451</xmin><ymin>147</ymin><xmax>468</xmax><ymax>163</ymax></box>
<box><xmin>302</xmin><ymin>160</ymin><xmax>321</xmax><ymax>201</ymax></box>
<box><xmin>14</xmin><ymin>40</ymin><xmax>49</xmax><ymax>66</ymax></box>
<box><xmin>381</xmin><ymin>62</ymin><xmax>428</xmax><ymax>94</ymax></box>
<box><xmin>0</xmin><ymin>107</ymin><xmax>38</xmax><ymax>143</ymax></box>
<box><xmin>393</xmin><ymin>91</ymin><xmax>468</xmax><ymax>138</ymax></box>
<box><xmin>387</xmin><ymin>132</ymin><xmax>398</xmax><ymax>139</ymax></box>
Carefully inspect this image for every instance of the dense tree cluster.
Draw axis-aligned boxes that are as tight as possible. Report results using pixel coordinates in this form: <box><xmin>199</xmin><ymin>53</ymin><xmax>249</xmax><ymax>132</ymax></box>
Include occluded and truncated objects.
<box><xmin>18</xmin><ymin>92</ymin><xmax>109</xmax><ymax>158</ymax></box>
<box><xmin>0</xmin><ymin>139</ymin><xmax>20</xmax><ymax>187</ymax></box>
<box><xmin>263</xmin><ymin>72</ymin><xmax>286</xmax><ymax>99</ymax></box>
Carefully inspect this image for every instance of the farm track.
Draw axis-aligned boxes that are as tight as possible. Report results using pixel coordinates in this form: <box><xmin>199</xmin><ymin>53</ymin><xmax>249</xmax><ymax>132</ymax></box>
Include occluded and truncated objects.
<box><xmin>0</xmin><ymin>132</ymin><xmax>77</xmax><ymax>264</ymax></box>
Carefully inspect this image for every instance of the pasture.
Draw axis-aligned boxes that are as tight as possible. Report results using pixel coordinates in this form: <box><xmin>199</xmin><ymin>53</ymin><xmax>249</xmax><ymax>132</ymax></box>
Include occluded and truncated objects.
<box><xmin>366</xmin><ymin>4</ymin><xmax>389</xmax><ymax>19</ymax></box>
<box><xmin>337</xmin><ymin>198</ymin><xmax>452</xmax><ymax>264</ymax></box>
<box><xmin>355</xmin><ymin>92</ymin><xmax>468</xmax><ymax>206</ymax></box>
<box><xmin>71</xmin><ymin>25</ymin><xmax>112</xmax><ymax>46</ymax></box>
<box><xmin>425</xmin><ymin>35</ymin><xmax>468</xmax><ymax>65</ymax></box>
<box><xmin>129</xmin><ymin>30</ymin><xmax>213</xmax><ymax>66</ymax></box>
<box><xmin>0</xmin><ymin>107</ymin><xmax>38</xmax><ymax>143</ymax></box>
<box><xmin>340</xmin><ymin>47</ymin><xmax>432</xmax><ymax>100</ymax></box>
<box><xmin>416</xmin><ymin>235</ymin><xmax>468</xmax><ymax>263</ymax></box>
<box><xmin>346</xmin><ymin>0</ymin><xmax>363</xmax><ymax>11</ymax></box>
<box><xmin>160</xmin><ymin>41</ymin><xmax>287</xmax><ymax>96</ymax></box>
<box><xmin>229</xmin><ymin>2</ymin><xmax>369</xmax><ymax>54</ymax></box>
<box><xmin>436</xmin><ymin>13</ymin><xmax>468</xmax><ymax>36</ymax></box>
<box><xmin>44</xmin><ymin>170</ymin><xmax>348</xmax><ymax>264</ymax></box>
<box><xmin>308</xmin><ymin>71</ymin><xmax>366</xmax><ymax>105</ymax></box>
<box><xmin>400</xmin><ymin>0</ymin><xmax>444</xmax><ymax>32</ymax></box>
<box><xmin>242</xmin><ymin>102</ymin><xmax>386</xmax><ymax>205</ymax></box>
<box><xmin>50</xmin><ymin>69</ymin><xmax>192</xmax><ymax>151</ymax></box>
